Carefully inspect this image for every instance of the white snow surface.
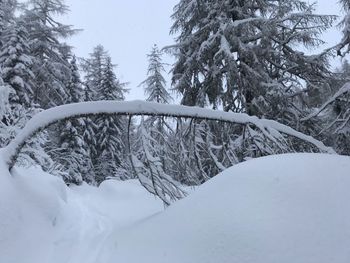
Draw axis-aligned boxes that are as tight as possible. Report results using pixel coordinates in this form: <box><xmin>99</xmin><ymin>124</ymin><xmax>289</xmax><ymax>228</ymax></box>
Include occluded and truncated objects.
<box><xmin>1</xmin><ymin>153</ymin><xmax>350</xmax><ymax>263</ymax></box>
<box><xmin>0</xmin><ymin>152</ymin><xmax>163</xmax><ymax>263</ymax></box>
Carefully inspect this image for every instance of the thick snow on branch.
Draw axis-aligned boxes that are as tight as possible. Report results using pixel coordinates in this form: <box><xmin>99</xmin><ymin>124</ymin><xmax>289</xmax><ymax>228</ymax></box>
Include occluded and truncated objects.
<box><xmin>301</xmin><ymin>83</ymin><xmax>350</xmax><ymax>122</ymax></box>
<box><xmin>1</xmin><ymin>100</ymin><xmax>335</xmax><ymax>169</ymax></box>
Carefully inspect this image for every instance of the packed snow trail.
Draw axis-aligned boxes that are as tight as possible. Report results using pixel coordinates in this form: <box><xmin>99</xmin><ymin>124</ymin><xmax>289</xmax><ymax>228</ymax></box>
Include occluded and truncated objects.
<box><xmin>1</xmin><ymin>153</ymin><xmax>350</xmax><ymax>263</ymax></box>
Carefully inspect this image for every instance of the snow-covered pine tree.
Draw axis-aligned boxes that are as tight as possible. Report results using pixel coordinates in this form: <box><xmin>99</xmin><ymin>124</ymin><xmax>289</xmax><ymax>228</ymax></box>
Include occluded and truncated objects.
<box><xmin>0</xmin><ymin>0</ymin><xmax>16</xmax><ymax>46</ymax></box>
<box><xmin>94</xmin><ymin>55</ymin><xmax>128</xmax><ymax>183</ymax></box>
<box><xmin>0</xmin><ymin>16</ymin><xmax>52</xmax><ymax>168</ymax></box>
<box><xmin>0</xmin><ymin>68</ymin><xmax>12</xmax><ymax>147</ymax></box>
<box><xmin>331</xmin><ymin>1</ymin><xmax>350</xmax><ymax>155</ymax></box>
<box><xmin>23</xmin><ymin>0</ymin><xmax>78</xmax><ymax>108</ymax></box>
<box><xmin>0</xmin><ymin>16</ymin><xmax>32</xmax><ymax>147</ymax></box>
<box><xmin>169</xmin><ymin>0</ymin><xmax>335</xmax><ymax>125</ymax></box>
<box><xmin>168</xmin><ymin>0</ymin><xmax>337</xmax><ymax>163</ymax></box>
<box><xmin>55</xmin><ymin>56</ymin><xmax>95</xmax><ymax>184</ymax></box>
<box><xmin>139</xmin><ymin>44</ymin><xmax>174</xmax><ymax>179</ymax></box>
<box><xmin>0</xmin><ymin>1</ymin><xmax>8</xmax><ymax>47</ymax></box>
<box><xmin>303</xmin><ymin>60</ymin><xmax>350</xmax><ymax>155</ymax></box>
<box><xmin>0</xmin><ymin>19</ymin><xmax>35</xmax><ymax>107</ymax></box>
<box><xmin>337</xmin><ymin>0</ymin><xmax>350</xmax><ymax>55</ymax></box>
<box><xmin>79</xmin><ymin>45</ymin><xmax>109</xmax><ymax>182</ymax></box>
<box><xmin>82</xmin><ymin>45</ymin><xmax>107</xmax><ymax>101</ymax></box>
<box><xmin>99</xmin><ymin>56</ymin><xmax>127</xmax><ymax>101</ymax></box>
<box><xmin>140</xmin><ymin>44</ymin><xmax>171</xmax><ymax>104</ymax></box>
<box><xmin>66</xmin><ymin>56</ymin><xmax>83</xmax><ymax>104</ymax></box>
<box><xmin>300</xmin><ymin>2</ymin><xmax>350</xmax><ymax>156</ymax></box>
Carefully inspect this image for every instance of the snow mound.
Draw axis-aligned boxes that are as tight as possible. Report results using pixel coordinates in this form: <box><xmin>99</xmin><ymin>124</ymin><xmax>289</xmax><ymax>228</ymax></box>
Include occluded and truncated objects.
<box><xmin>0</xmin><ymin>153</ymin><xmax>349</xmax><ymax>263</ymax></box>
<box><xmin>104</xmin><ymin>153</ymin><xmax>350</xmax><ymax>263</ymax></box>
<box><xmin>0</xmin><ymin>153</ymin><xmax>163</xmax><ymax>263</ymax></box>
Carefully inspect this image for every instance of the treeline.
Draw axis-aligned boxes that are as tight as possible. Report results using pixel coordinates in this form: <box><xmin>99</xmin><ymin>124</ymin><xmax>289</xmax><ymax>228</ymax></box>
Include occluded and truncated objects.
<box><xmin>0</xmin><ymin>0</ymin><xmax>129</xmax><ymax>184</ymax></box>
<box><xmin>0</xmin><ymin>0</ymin><xmax>350</xmax><ymax>201</ymax></box>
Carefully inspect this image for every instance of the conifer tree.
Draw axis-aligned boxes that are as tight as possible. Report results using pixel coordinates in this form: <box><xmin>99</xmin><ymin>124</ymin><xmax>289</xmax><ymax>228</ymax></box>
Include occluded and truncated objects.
<box><xmin>94</xmin><ymin>55</ymin><xmax>128</xmax><ymax>183</ymax></box>
<box><xmin>0</xmin><ymin>0</ymin><xmax>16</xmax><ymax>46</ymax></box>
<box><xmin>139</xmin><ymin>45</ymin><xmax>173</xmax><ymax>176</ymax></box>
<box><xmin>57</xmin><ymin>56</ymin><xmax>95</xmax><ymax>184</ymax></box>
<box><xmin>66</xmin><ymin>56</ymin><xmax>83</xmax><ymax>103</ymax></box>
<box><xmin>140</xmin><ymin>44</ymin><xmax>171</xmax><ymax>104</ymax></box>
<box><xmin>0</xmin><ymin>20</ymin><xmax>35</xmax><ymax>107</ymax></box>
<box><xmin>79</xmin><ymin>45</ymin><xmax>109</xmax><ymax>182</ymax></box>
<box><xmin>24</xmin><ymin>0</ymin><xmax>78</xmax><ymax>108</ymax></box>
<box><xmin>98</xmin><ymin>56</ymin><xmax>127</xmax><ymax>101</ymax></box>
<box><xmin>0</xmin><ymin>69</ymin><xmax>12</xmax><ymax>147</ymax></box>
<box><xmin>302</xmin><ymin>2</ymin><xmax>350</xmax><ymax>155</ymax></box>
<box><xmin>169</xmin><ymin>0</ymin><xmax>335</xmax><ymax>126</ymax></box>
<box><xmin>82</xmin><ymin>45</ymin><xmax>107</xmax><ymax>101</ymax></box>
<box><xmin>337</xmin><ymin>0</ymin><xmax>350</xmax><ymax>55</ymax></box>
<box><xmin>0</xmin><ymin>3</ymin><xmax>55</xmax><ymax>170</ymax></box>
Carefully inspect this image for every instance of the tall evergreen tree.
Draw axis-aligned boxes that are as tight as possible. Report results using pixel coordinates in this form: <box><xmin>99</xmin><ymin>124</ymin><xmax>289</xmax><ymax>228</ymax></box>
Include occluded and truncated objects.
<box><xmin>0</xmin><ymin>20</ymin><xmax>35</xmax><ymax>107</ymax></box>
<box><xmin>24</xmin><ymin>0</ymin><xmax>78</xmax><ymax>108</ymax></box>
<box><xmin>94</xmin><ymin>55</ymin><xmax>128</xmax><ymax>183</ymax></box>
<box><xmin>98</xmin><ymin>56</ymin><xmax>127</xmax><ymax>101</ymax></box>
<box><xmin>304</xmin><ymin>60</ymin><xmax>350</xmax><ymax>155</ymax></box>
<box><xmin>302</xmin><ymin>2</ymin><xmax>350</xmax><ymax>156</ymax></box>
<box><xmin>56</xmin><ymin>56</ymin><xmax>95</xmax><ymax>184</ymax></box>
<box><xmin>79</xmin><ymin>45</ymin><xmax>109</xmax><ymax>182</ymax></box>
<box><xmin>337</xmin><ymin>0</ymin><xmax>350</xmax><ymax>55</ymax></box>
<box><xmin>0</xmin><ymin>68</ymin><xmax>12</xmax><ymax>146</ymax></box>
<box><xmin>0</xmin><ymin>0</ymin><xmax>16</xmax><ymax>45</ymax></box>
<box><xmin>82</xmin><ymin>45</ymin><xmax>107</xmax><ymax>101</ymax></box>
<box><xmin>139</xmin><ymin>45</ymin><xmax>173</xmax><ymax>178</ymax></box>
<box><xmin>140</xmin><ymin>44</ymin><xmax>171</xmax><ymax>104</ymax></box>
<box><xmin>169</xmin><ymin>0</ymin><xmax>335</xmax><ymax>126</ymax></box>
<box><xmin>66</xmin><ymin>56</ymin><xmax>83</xmax><ymax>103</ymax></box>
<box><xmin>0</xmin><ymin>2</ymin><xmax>55</xmax><ymax>170</ymax></box>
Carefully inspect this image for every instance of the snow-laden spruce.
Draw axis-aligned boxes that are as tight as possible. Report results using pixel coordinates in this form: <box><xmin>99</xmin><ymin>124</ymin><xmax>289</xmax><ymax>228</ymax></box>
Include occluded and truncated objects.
<box><xmin>337</xmin><ymin>0</ymin><xmax>350</xmax><ymax>55</ymax></box>
<box><xmin>169</xmin><ymin>0</ymin><xmax>336</xmax><ymax>124</ymax></box>
<box><xmin>139</xmin><ymin>44</ymin><xmax>172</xmax><ymax>104</ymax></box>
<box><xmin>23</xmin><ymin>0</ymin><xmax>79</xmax><ymax>108</ymax></box>
<box><xmin>79</xmin><ymin>45</ymin><xmax>130</xmax><ymax>185</ymax></box>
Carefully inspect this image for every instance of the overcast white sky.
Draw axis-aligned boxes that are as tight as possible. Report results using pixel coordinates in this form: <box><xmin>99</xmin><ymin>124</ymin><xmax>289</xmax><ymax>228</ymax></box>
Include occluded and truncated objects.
<box><xmin>62</xmin><ymin>0</ymin><xmax>345</xmax><ymax>100</ymax></box>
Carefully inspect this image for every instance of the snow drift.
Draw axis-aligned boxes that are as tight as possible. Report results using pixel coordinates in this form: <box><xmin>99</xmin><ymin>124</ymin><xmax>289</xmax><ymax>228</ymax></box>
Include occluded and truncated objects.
<box><xmin>104</xmin><ymin>153</ymin><xmax>350</xmax><ymax>263</ymax></box>
<box><xmin>0</xmin><ymin>153</ymin><xmax>349</xmax><ymax>263</ymax></box>
<box><xmin>0</xmin><ymin>152</ymin><xmax>163</xmax><ymax>263</ymax></box>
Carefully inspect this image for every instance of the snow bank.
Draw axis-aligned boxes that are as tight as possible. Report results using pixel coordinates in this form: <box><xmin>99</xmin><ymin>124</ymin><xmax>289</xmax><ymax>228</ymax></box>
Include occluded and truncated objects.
<box><xmin>0</xmin><ymin>156</ymin><xmax>65</xmax><ymax>263</ymax></box>
<box><xmin>0</xmin><ymin>152</ymin><xmax>163</xmax><ymax>263</ymax></box>
<box><xmin>102</xmin><ymin>153</ymin><xmax>350</xmax><ymax>263</ymax></box>
<box><xmin>1</xmin><ymin>153</ymin><xmax>349</xmax><ymax>263</ymax></box>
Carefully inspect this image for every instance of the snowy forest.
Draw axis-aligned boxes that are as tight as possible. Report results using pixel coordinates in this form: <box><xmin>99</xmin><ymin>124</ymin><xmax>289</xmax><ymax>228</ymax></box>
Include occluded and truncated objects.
<box><xmin>0</xmin><ymin>0</ymin><xmax>350</xmax><ymax>262</ymax></box>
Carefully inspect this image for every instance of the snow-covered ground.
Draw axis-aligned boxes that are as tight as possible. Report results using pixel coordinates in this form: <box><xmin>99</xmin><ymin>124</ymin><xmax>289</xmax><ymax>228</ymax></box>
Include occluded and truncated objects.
<box><xmin>1</xmin><ymin>153</ymin><xmax>350</xmax><ymax>263</ymax></box>
<box><xmin>0</xmin><ymin>154</ymin><xmax>163</xmax><ymax>263</ymax></box>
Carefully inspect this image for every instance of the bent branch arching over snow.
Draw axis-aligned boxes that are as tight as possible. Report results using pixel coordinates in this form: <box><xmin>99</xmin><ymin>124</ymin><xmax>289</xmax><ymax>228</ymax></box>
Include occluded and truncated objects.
<box><xmin>1</xmin><ymin>100</ymin><xmax>335</xmax><ymax>171</ymax></box>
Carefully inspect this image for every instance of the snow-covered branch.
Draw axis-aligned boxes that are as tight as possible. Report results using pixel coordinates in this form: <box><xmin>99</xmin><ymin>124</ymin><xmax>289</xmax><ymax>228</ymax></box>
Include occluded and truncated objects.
<box><xmin>301</xmin><ymin>83</ymin><xmax>350</xmax><ymax>121</ymax></box>
<box><xmin>1</xmin><ymin>100</ymin><xmax>335</xmax><ymax>170</ymax></box>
